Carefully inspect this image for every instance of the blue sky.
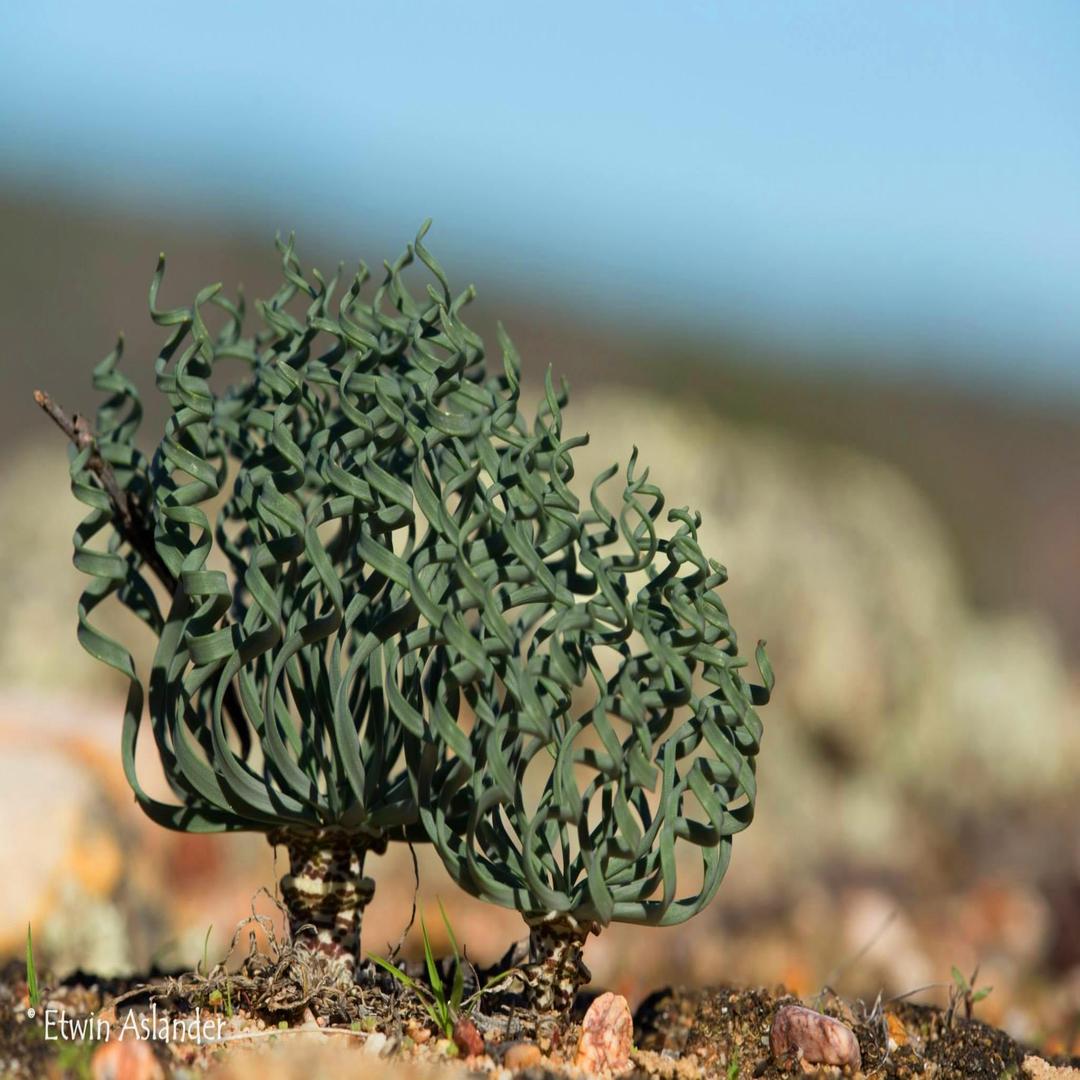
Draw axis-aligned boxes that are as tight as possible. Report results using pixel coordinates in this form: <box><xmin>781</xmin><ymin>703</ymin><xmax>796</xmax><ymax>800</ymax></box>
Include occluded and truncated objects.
<box><xmin>2</xmin><ymin>2</ymin><xmax>1079</xmax><ymax>395</ymax></box>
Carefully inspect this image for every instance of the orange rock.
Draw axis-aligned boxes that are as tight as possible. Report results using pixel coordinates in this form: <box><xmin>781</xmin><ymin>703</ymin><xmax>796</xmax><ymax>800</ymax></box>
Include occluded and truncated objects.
<box><xmin>574</xmin><ymin>992</ymin><xmax>633</xmax><ymax>1076</ymax></box>
<box><xmin>504</xmin><ymin>1041</ymin><xmax>543</xmax><ymax>1070</ymax></box>
<box><xmin>91</xmin><ymin>1039</ymin><xmax>165</xmax><ymax>1080</ymax></box>
<box><xmin>68</xmin><ymin>829</ymin><xmax>123</xmax><ymax>897</ymax></box>
<box><xmin>770</xmin><ymin>1004</ymin><xmax>861</xmax><ymax>1071</ymax></box>
<box><xmin>779</xmin><ymin>958</ymin><xmax>813</xmax><ymax>997</ymax></box>
<box><xmin>886</xmin><ymin>1011</ymin><xmax>909</xmax><ymax>1049</ymax></box>
<box><xmin>452</xmin><ymin>1015</ymin><xmax>484</xmax><ymax>1058</ymax></box>
<box><xmin>405</xmin><ymin>1020</ymin><xmax>431</xmax><ymax>1045</ymax></box>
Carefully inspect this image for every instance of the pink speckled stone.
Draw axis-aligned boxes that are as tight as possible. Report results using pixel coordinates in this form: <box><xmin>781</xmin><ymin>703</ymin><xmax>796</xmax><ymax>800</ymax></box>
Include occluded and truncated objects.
<box><xmin>771</xmin><ymin>1004</ymin><xmax>862</xmax><ymax>1070</ymax></box>
<box><xmin>574</xmin><ymin>992</ymin><xmax>633</xmax><ymax>1075</ymax></box>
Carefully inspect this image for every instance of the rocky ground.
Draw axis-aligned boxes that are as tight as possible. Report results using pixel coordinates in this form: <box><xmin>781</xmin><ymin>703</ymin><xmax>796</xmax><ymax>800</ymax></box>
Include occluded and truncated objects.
<box><xmin>4</xmin><ymin>953</ymin><xmax>1080</xmax><ymax>1080</ymax></box>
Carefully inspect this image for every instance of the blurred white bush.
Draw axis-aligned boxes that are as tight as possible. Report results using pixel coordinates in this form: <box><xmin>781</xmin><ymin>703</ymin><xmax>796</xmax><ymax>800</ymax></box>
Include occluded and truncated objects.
<box><xmin>568</xmin><ymin>390</ymin><xmax>1080</xmax><ymax>878</ymax></box>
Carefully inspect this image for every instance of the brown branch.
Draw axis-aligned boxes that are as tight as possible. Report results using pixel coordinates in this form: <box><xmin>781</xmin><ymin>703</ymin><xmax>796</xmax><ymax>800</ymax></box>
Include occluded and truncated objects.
<box><xmin>34</xmin><ymin>389</ymin><xmax>177</xmax><ymax>592</ymax></box>
<box><xmin>35</xmin><ymin>388</ymin><xmax>252</xmax><ymax>753</ymax></box>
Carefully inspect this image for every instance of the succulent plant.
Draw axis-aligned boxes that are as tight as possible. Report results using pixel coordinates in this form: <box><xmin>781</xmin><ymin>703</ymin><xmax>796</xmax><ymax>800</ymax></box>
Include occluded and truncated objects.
<box><xmin>44</xmin><ymin>224</ymin><xmax>770</xmax><ymax>1003</ymax></box>
<box><xmin>409</xmin><ymin>426</ymin><xmax>772</xmax><ymax>1010</ymax></box>
<box><xmin>47</xmin><ymin>226</ymin><xmax>480</xmax><ymax>978</ymax></box>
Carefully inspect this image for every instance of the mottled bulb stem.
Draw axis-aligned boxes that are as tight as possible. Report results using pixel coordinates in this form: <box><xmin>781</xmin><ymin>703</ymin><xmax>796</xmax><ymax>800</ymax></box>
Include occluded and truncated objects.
<box><xmin>269</xmin><ymin>828</ymin><xmax>385</xmax><ymax>984</ymax></box>
<box><xmin>522</xmin><ymin>912</ymin><xmax>599</xmax><ymax>1014</ymax></box>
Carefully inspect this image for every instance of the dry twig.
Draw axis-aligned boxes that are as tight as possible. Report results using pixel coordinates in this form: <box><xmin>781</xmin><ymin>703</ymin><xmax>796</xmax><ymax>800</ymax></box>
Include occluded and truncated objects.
<box><xmin>35</xmin><ymin>388</ymin><xmax>252</xmax><ymax>741</ymax></box>
<box><xmin>33</xmin><ymin>388</ymin><xmax>177</xmax><ymax>592</ymax></box>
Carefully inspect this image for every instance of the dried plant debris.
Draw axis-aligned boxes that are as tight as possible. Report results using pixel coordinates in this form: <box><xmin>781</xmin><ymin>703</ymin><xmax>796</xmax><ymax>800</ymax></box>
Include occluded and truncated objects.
<box><xmin>166</xmin><ymin>904</ymin><xmax>376</xmax><ymax>1025</ymax></box>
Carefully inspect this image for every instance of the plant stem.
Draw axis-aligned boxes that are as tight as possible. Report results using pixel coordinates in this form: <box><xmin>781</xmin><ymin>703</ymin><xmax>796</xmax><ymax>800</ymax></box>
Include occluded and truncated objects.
<box><xmin>270</xmin><ymin>829</ymin><xmax>385</xmax><ymax>984</ymax></box>
<box><xmin>522</xmin><ymin>913</ymin><xmax>598</xmax><ymax>1014</ymax></box>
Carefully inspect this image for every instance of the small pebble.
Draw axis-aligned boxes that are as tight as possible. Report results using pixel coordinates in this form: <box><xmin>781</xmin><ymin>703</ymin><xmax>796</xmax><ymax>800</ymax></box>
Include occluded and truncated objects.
<box><xmin>770</xmin><ymin>1004</ymin><xmax>862</xmax><ymax>1071</ymax></box>
<box><xmin>406</xmin><ymin>1021</ymin><xmax>432</xmax><ymax>1045</ymax></box>
<box><xmin>575</xmin><ymin>992</ymin><xmax>634</xmax><ymax>1075</ymax></box>
<box><xmin>91</xmin><ymin>1039</ymin><xmax>165</xmax><ymax>1080</ymax></box>
<box><xmin>886</xmin><ymin>1012</ymin><xmax>908</xmax><ymax>1050</ymax></box>
<box><xmin>453</xmin><ymin>1015</ymin><xmax>485</xmax><ymax>1058</ymax></box>
<box><xmin>363</xmin><ymin>1031</ymin><xmax>388</xmax><ymax>1057</ymax></box>
<box><xmin>504</xmin><ymin>1041</ymin><xmax>543</xmax><ymax>1070</ymax></box>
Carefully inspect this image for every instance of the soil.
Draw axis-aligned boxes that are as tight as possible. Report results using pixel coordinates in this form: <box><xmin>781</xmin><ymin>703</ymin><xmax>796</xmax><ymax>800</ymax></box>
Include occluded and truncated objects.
<box><xmin>633</xmin><ymin>985</ymin><xmax>1078</xmax><ymax>1078</ymax></box>
<box><xmin>3</xmin><ymin>959</ymin><xmax>1079</xmax><ymax>1079</ymax></box>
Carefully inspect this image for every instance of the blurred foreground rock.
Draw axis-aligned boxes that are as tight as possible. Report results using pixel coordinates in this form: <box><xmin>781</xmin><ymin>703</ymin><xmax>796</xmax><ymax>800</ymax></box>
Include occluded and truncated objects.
<box><xmin>90</xmin><ymin>1038</ymin><xmax>165</xmax><ymax>1080</ymax></box>
<box><xmin>0</xmin><ymin>691</ymin><xmax>273</xmax><ymax>975</ymax></box>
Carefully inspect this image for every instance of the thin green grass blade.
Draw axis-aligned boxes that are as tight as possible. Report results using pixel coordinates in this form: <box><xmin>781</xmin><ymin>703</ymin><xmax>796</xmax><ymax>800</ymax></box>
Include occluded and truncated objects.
<box><xmin>439</xmin><ymin>899</ymin><xmax>465</xmax><ymax>1015</ymax></box>
<box><xmin>420</xmin><ymin>914</ymin><xmax>443</xmax><ymax>1000</ymax></box>
<box><xmin>25</xmin><ymin>925</ymin><xmax>40</xmax><ymax>1010</ymax></box>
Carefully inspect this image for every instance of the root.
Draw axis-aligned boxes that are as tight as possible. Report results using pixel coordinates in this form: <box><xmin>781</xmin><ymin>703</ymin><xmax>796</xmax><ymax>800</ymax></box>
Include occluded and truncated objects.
<box><xmin>164</xmin><ymin>890</ymin><xmax>374</xmax><ymax>1023</ymax></box>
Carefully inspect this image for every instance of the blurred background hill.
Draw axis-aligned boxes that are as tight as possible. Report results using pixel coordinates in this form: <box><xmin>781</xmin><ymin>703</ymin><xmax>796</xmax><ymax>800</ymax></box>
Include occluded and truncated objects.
<box><xmin>1</xmin><ymin>0</ymin><xmax>1078</xmax><ymax>1055</ymax></box>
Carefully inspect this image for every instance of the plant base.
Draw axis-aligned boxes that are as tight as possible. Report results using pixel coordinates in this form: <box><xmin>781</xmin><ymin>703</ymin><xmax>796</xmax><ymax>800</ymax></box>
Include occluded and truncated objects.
<box><xmin>269</xmin><ymin>828</ymin><xmax>383</xmax><ymax>985</ymax></box>
<box><xmin>521</xmin><ymin>913</ymin><xmax>599</xmax><ymax>1014</ymax></box>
